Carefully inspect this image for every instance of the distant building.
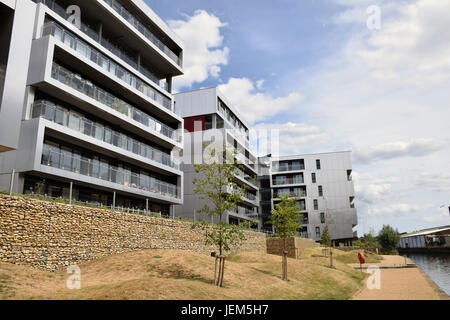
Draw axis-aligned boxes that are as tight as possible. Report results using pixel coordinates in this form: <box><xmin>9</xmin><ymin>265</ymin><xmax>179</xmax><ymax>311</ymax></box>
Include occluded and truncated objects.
<box><xmin>174</xmin><ymin>87</ymin><xmax>259</xmax><ymax>225</ymax></box>
<box><xmin>399</xmin><ymin>226</ymin><xmax>450</xmax><ymax>249</ymax></box>
<box><xmin>263</xmin><ymin>152</ymin><xmax>358</xmax><ymax>245</ymax></box>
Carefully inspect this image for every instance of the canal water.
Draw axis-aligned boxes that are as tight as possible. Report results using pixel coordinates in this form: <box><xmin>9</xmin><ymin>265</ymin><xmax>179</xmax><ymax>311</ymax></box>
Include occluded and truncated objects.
<box><xmin>401</xmin><ymin>253</ymin><xmax>450</xmax><ymax>295</ymax></box>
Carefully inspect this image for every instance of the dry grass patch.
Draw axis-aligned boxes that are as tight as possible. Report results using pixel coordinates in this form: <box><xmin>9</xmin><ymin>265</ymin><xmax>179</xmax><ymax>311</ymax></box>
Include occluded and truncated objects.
<box><xmin>0</xmin><ymin>249</ymin><xmax>368</xmax><ymax>300</ymax></box>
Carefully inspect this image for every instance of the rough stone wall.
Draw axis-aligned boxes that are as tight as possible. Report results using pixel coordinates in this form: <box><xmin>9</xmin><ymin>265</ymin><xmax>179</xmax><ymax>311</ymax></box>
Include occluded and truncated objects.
<box><xmin>0</xmin><ymin>195</ymin><xmax>266</xmax><ymax>271</ymax></box>
<box><xmin>266</xmin><ymin>237</ymin><xmax>319</xmax><ymax>258</ymax></box>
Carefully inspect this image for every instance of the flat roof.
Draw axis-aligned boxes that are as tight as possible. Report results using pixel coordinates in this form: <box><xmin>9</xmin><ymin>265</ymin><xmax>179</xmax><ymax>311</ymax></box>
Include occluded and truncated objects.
<box><xmin>401</xmin><ymin>225</ymin><xmax>450</xmax><ymax>238</ymax></box>
<box><xmin>267</xmin><ymin>150</ymin><xmax>352</xmax><ymax>160</ymax></box>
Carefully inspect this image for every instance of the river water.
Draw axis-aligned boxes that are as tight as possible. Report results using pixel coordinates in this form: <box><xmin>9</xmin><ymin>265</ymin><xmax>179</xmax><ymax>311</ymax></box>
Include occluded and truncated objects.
<box><xmin>401</xmin><ymin>253</ymin><xmax>450</xmax><ymax>296</ymax></box>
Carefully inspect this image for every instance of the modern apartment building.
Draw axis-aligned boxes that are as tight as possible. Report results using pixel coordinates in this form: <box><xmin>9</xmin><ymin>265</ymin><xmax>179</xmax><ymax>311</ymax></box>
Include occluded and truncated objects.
<box><xmin>0</xmin><ymin>0</ymin><xmax>184</xmax><ymax>216</ymax></box>
<box><xmin>264</xmin><ymin>152</ymin><xmax>358</xmax><ymax>245</ymax></box>
<box><xmin>174</xmin><ymin>87</ymin><xmax>260</xmax><ymax>225</ymax></box>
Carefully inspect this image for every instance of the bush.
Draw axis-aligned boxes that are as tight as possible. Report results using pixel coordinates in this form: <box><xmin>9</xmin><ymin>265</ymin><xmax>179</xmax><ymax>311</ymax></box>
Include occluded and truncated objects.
<box><xmin>378</xmin><ymin>225</ymin><xmax>400</xmax><ymax>252</ymax></box>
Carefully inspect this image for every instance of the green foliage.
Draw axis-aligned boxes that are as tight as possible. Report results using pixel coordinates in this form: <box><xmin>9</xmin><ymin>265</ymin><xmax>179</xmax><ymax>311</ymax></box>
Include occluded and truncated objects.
<box><xmin>192</xmin><ymin>221</ymin><xmax>248</xmax><ymax>253</ymax></box>
<box><xmin>192</xmin><ymin>145</ymin><xmax>249</xmax><ymax>256</ymax></box>
<box><xmin>377</xmin><ymin>225</ymin><xmax>400</xmax><ymax>252</ymax></box>
<box><xmin>356</xmin><ymin>230</ymin><xmax>378</xmax><ymax>248</ymax></box>
<box><xmin>321</xmin><ymin>225</ymin><xmax>331</xmax><ymax>247</ymax></box>
<box><xmin>268</xmin><ymin>194</ymin><xmax>303</xmax><ymax>241</ymax></box>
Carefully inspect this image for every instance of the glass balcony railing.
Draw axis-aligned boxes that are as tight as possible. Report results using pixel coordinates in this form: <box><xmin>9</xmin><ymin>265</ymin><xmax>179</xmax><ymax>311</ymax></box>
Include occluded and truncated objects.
<box><xmin>272</xmin><ymin>163</ymin><xmax>305</xmax><ymax>172</ymax></box>
<box><xmin>41</xmin><ymin>145</ymin><xmax>179</xmax><ymax>199</ymax></box>
<box><xmin>50</xmin><ymin>63</ymin><xmax>180</xmax><ymax>143</ymax></box>
<box><xmin>34</xmin><ymin>0</ymin><xmax>170</xmax><ymax>92</ymax></box>
<box><xmin>273</xmin><ymin>176</ymin><xmax>304</xmax><ymax>186</ymax></box>
<box><xmin>31</xmin><ymin>100</ymin><xmax>178</xmax><ymax>170</ymax></box>
<box><xmin>43</xmin><ymin>21</ymin><xmax>173</xmax><ymax>112</ymax></box>
<box><xmin>274</xmin><ymin>190</ymin><xmax>307</xmax><ymax>199</ymax></box>
<box><xmin>102</xmin><ymin>0</ymin><xmax>182</xmax><ymax>67</ymax></box>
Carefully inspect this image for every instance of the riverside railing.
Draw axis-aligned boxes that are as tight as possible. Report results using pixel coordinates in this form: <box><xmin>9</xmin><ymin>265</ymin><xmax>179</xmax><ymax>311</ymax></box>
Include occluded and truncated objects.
<box><xmin>43</xmin><ymin>21</ymin><xmax>173</xmax><ymax>111</ymax></box>
<box><xmin>41</xmin><ymin>147</ymin><xmax>179</xmax><ymax>199</ymax></box>
<box><xmin>51</xmin><ymin>63</ymin><xmax>180</xmax><ymax>143</ymax></box>
<box><xmin>34</xmin><ymin>0</ymin><xmax>170</xmax><ymax>92</ymax></box>
<box><xmin>102</xmin><ymin>0</ymin><xmax>182</xmax><ymax>67</ymax></box>
<box><xmin>31</xmin><ymin>100</ymin><xmax>178</xmax><ymax>169</ymax></box>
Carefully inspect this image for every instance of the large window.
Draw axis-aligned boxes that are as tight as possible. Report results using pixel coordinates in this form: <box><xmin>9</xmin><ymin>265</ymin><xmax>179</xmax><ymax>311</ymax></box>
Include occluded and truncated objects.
<box><xmin>314</xmin><ymin>199</ymin><xmax>318</xmax><ymax>210</ymax></box>
<box><xmin>318</xmin><ymin>185</ymin><xmax>323</xmax><ymax>197</ymax></box>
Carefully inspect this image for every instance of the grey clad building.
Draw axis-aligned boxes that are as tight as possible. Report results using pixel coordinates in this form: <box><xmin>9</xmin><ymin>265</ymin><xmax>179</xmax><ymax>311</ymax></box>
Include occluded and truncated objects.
<box><xmin>261</xmin><ymin>152</ymin><xmax>358</xmax><ymax>245</ymax></box>
<box><xmin>0</xmin><ymin>0</ymin><xmax>184</xmax><ymax>215</ymax></box>
<box><xmin>174</xmin><ymin>87</ymin><xmax>260</xmax><ymax>225</ymax></box>
<box><xmin>0</xmin><ymin>0</ymin><xmax>357</xmax><ymax>243</ymax></box>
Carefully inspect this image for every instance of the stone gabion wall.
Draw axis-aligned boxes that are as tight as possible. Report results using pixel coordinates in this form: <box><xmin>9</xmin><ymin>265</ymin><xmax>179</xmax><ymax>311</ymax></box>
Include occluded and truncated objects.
<box><xmin>266</xmin><ymin>237</ymin><xmax>319</xmax><ymax>258</ymax></box>
<box><xmin>0</xmin><ymin>195</ymin><xmax>266</xmax><ymax>271</ymax></box>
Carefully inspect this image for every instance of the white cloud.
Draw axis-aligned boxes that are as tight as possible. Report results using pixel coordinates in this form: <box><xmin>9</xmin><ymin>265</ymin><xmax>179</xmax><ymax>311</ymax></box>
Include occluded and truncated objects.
<box><xmin>169</xmin><ymin>10</ymin><xmax>229</xmax><ymax>90</ymax></box>
<box><xmin>354</xmin><ymin>0</ymin><xmax>450</xmax><ymax>85</ymax></box>
<box><xmin>217</xmin><ymin>78</ymin><xmax>303</xmax><ymax>124</ymax></box>
<box><xmin>422</xmin><ymin>207</ymin><xmax>450</xmax><ymax>224</ymax></box>
<box><xmin>251</xmin><ymin>122</ymin><xmax>329</xmax><ymax>156</ymax></box>
<box><xmin>367</xmin><ymin>203</ymin><xmax>431</xmax><ymax>217</ymax></box>
<box><xmin>354</xmin><ymin>139</ymin><xmax>448</xmax><ymax>164</ymax></box>
<box><xmin>353</xmin><ymin>172</ymin><xmax>400</xmax><ymax>205</ymax></box>
<box><xmin>414</xmin><ymin>173</ymin><xmax>450</xmax><ymax>193</ymax></box>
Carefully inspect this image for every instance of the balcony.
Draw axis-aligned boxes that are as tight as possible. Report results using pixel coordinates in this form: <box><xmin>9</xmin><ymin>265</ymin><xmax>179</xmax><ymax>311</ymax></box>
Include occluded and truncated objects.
<box><xmin>41</xmin><ymin>146</ymin><xmax>179</xmax><ymax>200</ymax></box>
<box><xmin>36</xmin><ymin>0</ymin><xmax>171</xmax><ymax>92</ymax></box>
<box><xmin>272</xmin><ymin>162</ymin><xmax>305</xmax><ymax>172</ymax></box>
<box><xmin>43</xmin><ymin>21</ymin><xmax>174</xmax><ymax>112</ymax></box>
<box><xmin>273</xmin><ymin>190</ymin><xmax>307</xmax><ymax>199</ymax></box>
<box><xmin>272</xmin><ymin>176</ymin><xmax>304</xmax><ymax>186</ymax></box>
<box><xmin>102</xmin><ymin>0</ymin><xmax>182</xmax><ymax>67</ymax></box>
<box><xmin>32</xmin><ymin>100</ymin><xmax>179</xmax><ymax>170</ymax></box>
<box><xmin>51</xmin><ymin>63</ymin><xmax>180</xmax><ymax>143</ymax></box>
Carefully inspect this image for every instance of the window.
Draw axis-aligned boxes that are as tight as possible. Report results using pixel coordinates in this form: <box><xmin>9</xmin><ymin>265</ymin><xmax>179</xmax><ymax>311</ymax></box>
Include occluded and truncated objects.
<box><xmin>314</xmin><ymin>199</ymin><xmax>318</xmax><ymax>210</ymax></box>
<box><xmin>205</xmin><ymin>114</ymin><xmax>213</xmax><ymax>130</ymax></box>
<box><xmin>311</xmin><ymin>172</ymin><xmax>316</xmax><ymax>183</ymax></box>
<box><xmin>349</xmin><ymin>196</ymin><xmax>355</xmax><ymax>208</ymax></box>
<box><xmin>318</xmin><ymin>185</ymin><xmax>323</xmax><ymax>197</ymax></box>
<box><xmin>315</xmin><ymin>227</ymin><xmax>321</xmax><ymax>238</ymax></box>
<box><xmin>216</xmin><ymin>115</ymin><xmax>224</xmax><ymax>129</ymax></box>
<box><xmin>320</xmin><ymin>212</ymin><xmax>325</xmax><ymax>223</ymax></box>
<box><xmin>316</xmin><ymin>159</ymin><xmax>321</xmax><ymax>170</ymax></box>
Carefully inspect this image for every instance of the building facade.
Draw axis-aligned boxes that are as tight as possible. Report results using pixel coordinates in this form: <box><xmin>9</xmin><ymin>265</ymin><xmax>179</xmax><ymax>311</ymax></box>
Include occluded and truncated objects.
<box><xmin>174</xmin><ymin>87</ymin><xmax>259</xmax><ymax>225</ymax></box>
<box><xmin>265</xmin><ymin>152</ymin><xmax>358</xmax><ymax>244</ymax></box>
<box><xmin>0</xmin><ymin>0</ymin><xmax>184</xmax><ymax>216</ymax></box>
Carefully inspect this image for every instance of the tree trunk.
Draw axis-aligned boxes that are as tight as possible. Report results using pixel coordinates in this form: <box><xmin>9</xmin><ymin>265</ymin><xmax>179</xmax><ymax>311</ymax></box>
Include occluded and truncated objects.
<box><xmin>214</xmin><ymin>255</ymin><xmax>226</xmax><ymax>287</ymax></box>
<box><xmin>282</xmin><ymin>238</ymin><xmax>288</xmax><ymax>281</ymax></box>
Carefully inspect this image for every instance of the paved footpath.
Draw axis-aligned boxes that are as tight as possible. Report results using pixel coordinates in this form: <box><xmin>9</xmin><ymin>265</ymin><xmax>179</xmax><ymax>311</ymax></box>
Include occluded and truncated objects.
<box><xmin>351</xmin><ymin>255</ymin><xmax>449</xmax><ymax>300</ymax></box>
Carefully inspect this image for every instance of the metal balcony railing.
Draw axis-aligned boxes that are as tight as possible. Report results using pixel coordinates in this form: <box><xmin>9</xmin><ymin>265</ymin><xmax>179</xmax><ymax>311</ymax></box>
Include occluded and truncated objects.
<box><xmin>41</xmin><ymin>147</ymin><xmax>179</xmax><ymax>199</ymax></box>
<box><xmin>43</xmin><ymin>21</ymin><xmax>173</xmax><ymax>111</ymax></box>
<box><xmin>273</xmin><ymin>176</ymin><xmax>304</xmax><ymax>185</ymax></box>
<box><xmin>102</xmin><ymin>0</ymin><xmax>182</xmax><ymax>67</ymax></box>
<box><xmin>51</xmin><ymin>63</ymin><xmax>180</xmax><ymax>143</ymax></box>
<box><xmin>272</xmin><ymin>164</ymin><xmax>305</xmax><ymax>172</ymax></box>
<box><xmin>35</xmin><ymin>0</ymin><xmax>170</xmax><ymax>92</ymax></box>
<box><xmin>32</xmin><ymin>100</ymin><xmax>179</xmax><ymax>170</ymax></box>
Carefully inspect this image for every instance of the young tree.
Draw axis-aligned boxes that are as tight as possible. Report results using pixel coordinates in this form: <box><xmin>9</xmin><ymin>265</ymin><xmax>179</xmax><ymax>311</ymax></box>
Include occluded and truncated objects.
<box><xmin>268</xmin><ymin>194</ymin><xmax>303</xmax><ymax>281</ymax></box>
<box><xmin>378</xmin><ymin>225</ymin><xmax>400</xmax><ymax>253</ymax></box>
<box><xmin>192</xmin><ymin>145</ymin><xmax>250</xmax><ymax>287</ymax></box>
<box><xmin>321</xmin><ymin>225</ymin><xmax>331</xmax><ymax>247</ymax></box>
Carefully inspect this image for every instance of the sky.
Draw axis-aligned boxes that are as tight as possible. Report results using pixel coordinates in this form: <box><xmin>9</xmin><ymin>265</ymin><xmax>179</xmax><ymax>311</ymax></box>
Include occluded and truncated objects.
<box><xmin>145</xmin><ymin>0</ymin><xmax>450</xmax><ymax>235</ymax></box>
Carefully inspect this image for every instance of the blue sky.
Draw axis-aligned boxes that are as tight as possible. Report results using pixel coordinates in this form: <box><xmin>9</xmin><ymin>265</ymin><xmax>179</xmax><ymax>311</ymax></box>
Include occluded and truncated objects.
<box><xmin>146</xmin><ymin>0</ymin><xmax>450</xmax><ymax>235</ymax></box>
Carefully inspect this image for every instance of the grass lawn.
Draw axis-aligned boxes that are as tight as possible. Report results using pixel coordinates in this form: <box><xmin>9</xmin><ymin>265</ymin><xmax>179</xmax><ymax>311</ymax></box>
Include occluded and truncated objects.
<box><xmin>0</xmin><ymin>247</ymin><xmax>375</xmax><ymax>300</ymax></box>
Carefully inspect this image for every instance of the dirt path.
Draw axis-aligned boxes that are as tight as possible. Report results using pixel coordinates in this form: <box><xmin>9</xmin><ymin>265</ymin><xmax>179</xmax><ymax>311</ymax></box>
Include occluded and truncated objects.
<box><xmin>352</xmin><ymin>255</ymin><xmax>449</xmax><ymax>300</ymax></box>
